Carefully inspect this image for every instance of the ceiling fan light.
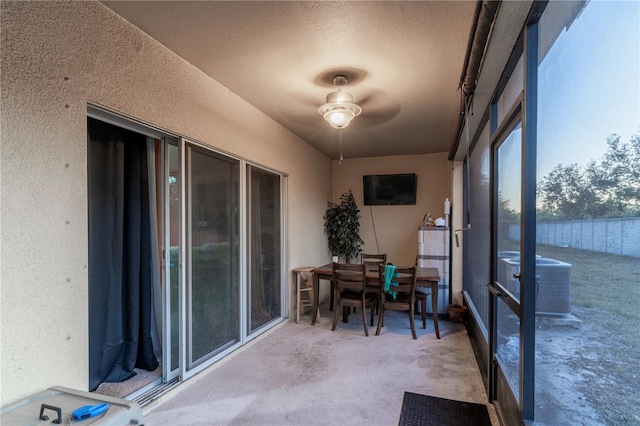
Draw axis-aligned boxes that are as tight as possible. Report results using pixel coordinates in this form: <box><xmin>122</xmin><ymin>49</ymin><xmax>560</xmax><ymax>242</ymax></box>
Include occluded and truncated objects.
<box><xmin>318</xmin><ymin>98</ymin><xmax>362</xmax><ymax>129</ymax></box>
<box><xmin>318</xmin><ymin>76</ymin><xmax>362</xmax><ymax>129</ymax></box>
<box><xmin>325</xmin><ymin>109</ymin><xmax>355</xmax><ymax>129</ymax></box>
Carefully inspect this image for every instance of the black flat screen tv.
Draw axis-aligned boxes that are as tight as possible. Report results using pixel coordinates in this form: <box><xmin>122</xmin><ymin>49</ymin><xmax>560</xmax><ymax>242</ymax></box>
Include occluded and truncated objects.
<box><xmin>363</xmin><ymin>173</ymin><xmax>417</xmax><ymax>205</ymax></box>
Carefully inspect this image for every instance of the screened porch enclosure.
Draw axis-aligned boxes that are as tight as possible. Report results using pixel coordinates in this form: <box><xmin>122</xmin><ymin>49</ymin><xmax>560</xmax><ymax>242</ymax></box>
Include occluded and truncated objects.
<box><xmin>462</xmin><ymin>1</ymin><xmax>640</xmax><ymax>424</ymax></box>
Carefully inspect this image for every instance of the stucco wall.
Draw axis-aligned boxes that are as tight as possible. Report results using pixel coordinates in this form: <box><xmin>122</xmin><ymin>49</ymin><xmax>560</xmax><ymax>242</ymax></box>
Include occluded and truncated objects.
<box><xmin>0</xmin><ymin>1</ymin><xmax>331</xmax><ymax>406</ymax></box>
<box><xmin>331</xmin><ymin>153</ymin><xmax>451</xmax><ymax>266</ymax></box>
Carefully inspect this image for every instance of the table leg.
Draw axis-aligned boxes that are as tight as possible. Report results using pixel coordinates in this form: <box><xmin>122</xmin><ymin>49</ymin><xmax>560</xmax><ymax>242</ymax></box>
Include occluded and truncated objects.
<box><xmin>312</xmin><ymin>272</ymin><xmax>319</xmax><ymax>325</ymax></box>
<box><xmin>432</xmin><ymin>281</ymin><xmax>440</xmax><ymax>339</ymax></box>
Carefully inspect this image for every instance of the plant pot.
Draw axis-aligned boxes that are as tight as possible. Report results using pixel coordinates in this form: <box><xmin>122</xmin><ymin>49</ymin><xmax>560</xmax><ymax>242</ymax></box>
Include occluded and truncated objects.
<box><xmin>448</xmin><ymin>304</ymin><xmax>467</xmax><ymax>323</ymax></box>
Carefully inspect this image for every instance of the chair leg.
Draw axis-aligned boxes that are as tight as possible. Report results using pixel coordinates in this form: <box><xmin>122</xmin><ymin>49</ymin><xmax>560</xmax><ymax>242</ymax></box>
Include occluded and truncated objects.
<box><xmin>421</xmin><ymin>297</ymin><xmax>427</xmax><ymax>329</ymax></box>
<box><xmin>296</xmin><ymin>277</ymin><xmax>301</xmax><ymax>324</ymax></box>
<box><xmin>360</xmin><ymin>302</ymin><xmax>369</xmax><ymax>337</ymax></box>
<box><xmin>409</xmin><ymin>306</ymin><xmax>417</xmax><ymax>340</ymax></box>
<box><xmin>331</xmin><ymin>300</ymin><xmax>340</xmax><ymax>331</ymax></box>
<box><xmin>375</xmin><ymin>306</ymin><xmax>385</xmax><ymax>336</ymax></box>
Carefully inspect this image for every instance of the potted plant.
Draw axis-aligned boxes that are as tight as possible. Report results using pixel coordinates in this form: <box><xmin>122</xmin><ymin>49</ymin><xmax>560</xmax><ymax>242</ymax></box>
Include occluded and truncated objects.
<box><xmin>447</xmin><ymin>303</ymin><xmax>468</xmax><ymax>323</ymax></box>
<box><xmin>323</xmin><ymin>190</ymin><xmax>363</xmax><ymax>263</ymax></box>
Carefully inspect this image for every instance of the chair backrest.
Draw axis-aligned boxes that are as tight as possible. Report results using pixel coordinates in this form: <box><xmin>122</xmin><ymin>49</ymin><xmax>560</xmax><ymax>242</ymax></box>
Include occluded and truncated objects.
<box><xmin>332</xmin><ymin>262</ymin><xmax>366</xmax><ymax>292</ymax></box>
<box><xmin>362</xmin><ymin>253</ymin><xmax>387</xmax><ymax>266</ymax></box>
<box><xmin>377</xmin><ymin>264</ymin><xmax>417</xmax><ymax>304</ymax></box>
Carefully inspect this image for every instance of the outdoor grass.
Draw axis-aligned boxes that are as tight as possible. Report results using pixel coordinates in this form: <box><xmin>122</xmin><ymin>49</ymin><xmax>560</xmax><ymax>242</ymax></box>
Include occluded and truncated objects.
<box><xmin>535</xmin><ymin>244</ymin><xmax>640</xmax><ymax>320</ymax></box>
<box><xmin>535</xmin><ymin>243</ymin><xmax>640</xmax><ymax>425</ymax></box>
<box><xmin>497</xmin><ymin>240</ymin><xmax>639</xmax><ymax>423</ymax></box>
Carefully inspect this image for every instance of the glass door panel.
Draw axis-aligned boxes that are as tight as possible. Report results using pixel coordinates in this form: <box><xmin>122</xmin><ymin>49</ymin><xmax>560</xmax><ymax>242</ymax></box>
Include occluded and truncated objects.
<box><xmin>186</xmin><ymin>145</ymin><xmax>240</xmax><ymax>368</ymax></box>
<box><xmin>491</xmin><ymin>120</ymin><xmax>523</xmax><ymax>414</ymax></box>
<box><xmin>495</xmin><ymin>297</ymin><xmax>520</xmax><ymax>401</ymax></box>
<box><xmin>246</xmin><ymin>166</ymin><xmax>282</xmax><ymax>333</ymax></box>
<box><xmin>167</xmin><ymin>142</ymin><xmax>180</xmax><ymax>376</ymax></box>
<box><xmin>496</xmin><ymin>122</ymin><xmax>522</xmax><ymax>299</ymax></box>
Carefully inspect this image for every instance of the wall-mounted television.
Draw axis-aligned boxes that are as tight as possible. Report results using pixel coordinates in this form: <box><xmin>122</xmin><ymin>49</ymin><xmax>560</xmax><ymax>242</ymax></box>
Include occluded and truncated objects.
<box><xmin>363</xmin><ymin>173</ymin><xmax>417</xmax><ymax>205</ymax></box>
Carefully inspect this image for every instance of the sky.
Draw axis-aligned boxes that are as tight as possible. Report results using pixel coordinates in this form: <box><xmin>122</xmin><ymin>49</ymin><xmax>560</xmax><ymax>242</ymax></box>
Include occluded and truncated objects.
<box><xmin>536</xmin><ymin>0</ymin><xmax>640</xmax><ymax>179</ymax></box>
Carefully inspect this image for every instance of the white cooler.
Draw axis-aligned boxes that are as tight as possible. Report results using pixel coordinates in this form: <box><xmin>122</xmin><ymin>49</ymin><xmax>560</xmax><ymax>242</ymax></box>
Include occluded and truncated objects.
<box><xmin>0</xmin><ymin>386</ymin><xmax>144</xmax><ymax>425</ymax></box>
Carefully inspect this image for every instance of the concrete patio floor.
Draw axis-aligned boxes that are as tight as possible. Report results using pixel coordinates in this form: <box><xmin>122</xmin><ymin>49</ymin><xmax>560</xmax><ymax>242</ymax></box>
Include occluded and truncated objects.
<box><xmin>143</xmin><ymin>305</ymin><xmax>499</xmax><ymax>425</ymax></box>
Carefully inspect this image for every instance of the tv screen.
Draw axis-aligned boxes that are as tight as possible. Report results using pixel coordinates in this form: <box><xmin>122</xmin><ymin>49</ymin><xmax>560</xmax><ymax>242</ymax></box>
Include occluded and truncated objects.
<box><xmin>363</xmin><ymin>173</ymin><xmax>417</xmax><ymax>205</ymax></box>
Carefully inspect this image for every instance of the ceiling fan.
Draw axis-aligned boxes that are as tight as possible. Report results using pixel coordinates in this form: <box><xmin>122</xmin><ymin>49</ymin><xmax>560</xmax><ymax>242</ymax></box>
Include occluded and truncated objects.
<box><xmin>277</xmin><ymin>69</ymin><xmax>401</xmax><ymax>160</ymax></box>
<box><xmin>282</xmin><ymin>69</ymin><xmax>399</xmax><ymax>127</ymax></box>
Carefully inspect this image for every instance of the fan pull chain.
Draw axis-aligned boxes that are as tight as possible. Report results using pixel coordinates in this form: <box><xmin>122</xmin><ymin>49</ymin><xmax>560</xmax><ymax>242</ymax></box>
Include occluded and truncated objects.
<box><xmin>338</xmin><ymin>128</ymin><xmax>343</xmax><ymax>165</ymax></box>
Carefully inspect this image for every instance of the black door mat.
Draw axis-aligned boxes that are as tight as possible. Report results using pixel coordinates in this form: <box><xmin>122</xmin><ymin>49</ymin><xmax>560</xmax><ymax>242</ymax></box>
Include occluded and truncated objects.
<box><xmin>398</xmin><ymin>391</ymin><xmax>492</xmax><ymax>426</ymax></box>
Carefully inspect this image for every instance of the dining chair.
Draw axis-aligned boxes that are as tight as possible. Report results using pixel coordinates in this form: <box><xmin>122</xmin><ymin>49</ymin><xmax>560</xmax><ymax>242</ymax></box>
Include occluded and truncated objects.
<box><xmin>362</xmin><ymin>253</ymin><xmax>386</xmax><ymax>314</ymax></box>
<box><xmin>414</xmin><ymin>287</ymin><xmax>432</xmax><ymax>329</ymax></box>
<box><xmin>413</xmin><ymin>254</ymin><xmax>434</xmax><ymax>330</ymax></box>
<box><xmin>375</xmin><ymin>264</ymin><xmax>418</xmax><ymax>339</ymax></box>
<box><xmin>331</xmin><ymin>262</ymin><xmax>376</xmax><ymax>336</ymax></box>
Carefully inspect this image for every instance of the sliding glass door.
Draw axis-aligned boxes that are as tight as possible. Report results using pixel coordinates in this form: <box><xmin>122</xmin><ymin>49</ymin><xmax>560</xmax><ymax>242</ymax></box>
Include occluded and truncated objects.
<box><xmin>89</xmin><ymin>106</ymin><xmax>287</xmax><ymax>393</ymax></box>
<box><xmin>247</xmin><ymin>166</ymin><xmax>282</xmax><ymax>334</ymax></box>
<box><xmin>186</xmin><ymin>145</ymin><xmax>240</xmax><ymax>368</ymax></box>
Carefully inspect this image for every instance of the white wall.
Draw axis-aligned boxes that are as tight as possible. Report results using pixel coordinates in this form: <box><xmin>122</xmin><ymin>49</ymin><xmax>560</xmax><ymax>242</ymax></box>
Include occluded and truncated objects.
<box><xmin>331</xmin><ymin>153</ymin><xmax>451</xmax><ymax>266</ymax></box>
<box><xmin>0</xmin><ymin>1</ymin><xmax>331</xmax><ymax>406</ymax></box>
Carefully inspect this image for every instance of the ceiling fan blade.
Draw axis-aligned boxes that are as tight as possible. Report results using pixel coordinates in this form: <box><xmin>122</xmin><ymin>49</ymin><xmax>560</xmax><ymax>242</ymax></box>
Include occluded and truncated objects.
<box><xmin>339</xmin><ymin>86</ymin><xmax>399</xmax><ymax>128</ymax></box>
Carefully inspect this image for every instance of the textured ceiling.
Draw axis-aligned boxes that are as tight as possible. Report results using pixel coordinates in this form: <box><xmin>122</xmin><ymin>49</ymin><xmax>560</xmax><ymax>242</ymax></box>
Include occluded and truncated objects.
<box><xmin>101</xmin><ymin>1</ymin><xmax>476</xmax><ymax>160</ymax></box>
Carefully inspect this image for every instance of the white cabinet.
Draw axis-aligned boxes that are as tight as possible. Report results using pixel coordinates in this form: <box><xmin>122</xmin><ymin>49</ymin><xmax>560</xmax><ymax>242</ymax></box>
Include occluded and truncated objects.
<box><xmin>418</xmin><ymin>226</ymin><xmax>450</xmax><ymax>315</ymax></box>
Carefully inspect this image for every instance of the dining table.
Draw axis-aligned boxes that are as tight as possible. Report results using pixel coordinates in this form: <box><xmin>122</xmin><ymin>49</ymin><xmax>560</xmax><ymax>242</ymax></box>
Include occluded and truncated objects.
<box><xmin>310</xmin><ymin>263</ymin><xmax>441</xmax><ymax>338</ymax></box>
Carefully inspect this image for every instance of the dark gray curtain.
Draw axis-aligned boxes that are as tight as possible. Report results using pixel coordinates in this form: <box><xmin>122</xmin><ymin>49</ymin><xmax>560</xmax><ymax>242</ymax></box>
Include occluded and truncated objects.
<box><xmin>88</xmin><ymin>118</ymin><xmax>159</xmax><ymax>391</ymax></box>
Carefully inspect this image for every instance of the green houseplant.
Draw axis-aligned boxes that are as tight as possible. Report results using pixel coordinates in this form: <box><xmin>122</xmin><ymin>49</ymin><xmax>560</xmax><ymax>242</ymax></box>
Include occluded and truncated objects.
<box><xmin>323</xmin><ymin>190</ymin><xmax>364</xmax><ymax>263</ymax></box>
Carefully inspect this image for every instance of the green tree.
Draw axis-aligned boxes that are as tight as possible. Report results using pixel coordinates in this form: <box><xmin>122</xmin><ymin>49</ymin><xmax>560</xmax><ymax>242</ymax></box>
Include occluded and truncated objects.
<box><xmin>498</xmin><ymin>191</ymin><xmax>520</xmax><ymax>222</ymax></box>
<box><xmin>537</xmin><ymin>131</ymin><xmax>640</xmax><ymax>220</ymax></box>
<box><xmin>538</xmin><ymin>163</ymin><xmax>598</xmax><ymax>219</ymax></box>
<box><xmin>600</xmin><ymin>133</ymin><xmax>640</xmax><ymax>215</ymax></box>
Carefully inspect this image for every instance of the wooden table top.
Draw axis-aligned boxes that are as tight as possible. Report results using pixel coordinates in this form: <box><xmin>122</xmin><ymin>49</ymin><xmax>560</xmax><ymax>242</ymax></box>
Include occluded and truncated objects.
<box><xmin>312</xmin><ymin>264</ymin><xmax>440</xmax><ymax>282</ymax></box>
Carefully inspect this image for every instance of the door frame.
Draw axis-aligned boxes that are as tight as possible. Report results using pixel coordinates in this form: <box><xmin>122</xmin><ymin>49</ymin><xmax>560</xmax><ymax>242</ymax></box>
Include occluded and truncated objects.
<box><xmin>488</xmin><ymin>101</ymin><xmax>524</xmax><ymax>425</ymax></box>
<box><xmin>486</xmin><ymin>11</ymin><xmax>541</xmax><ymax>424</ymax></box>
